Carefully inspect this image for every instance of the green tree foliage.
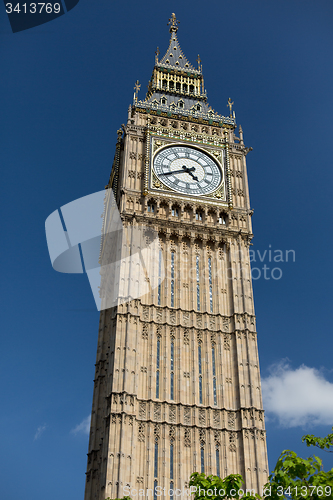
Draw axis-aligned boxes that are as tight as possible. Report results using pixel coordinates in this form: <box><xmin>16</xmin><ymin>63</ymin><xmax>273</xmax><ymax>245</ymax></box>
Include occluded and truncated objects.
<box><xmin>189</xmin><ymin>428</ymin><xmax>333</xmax><ymax>500</ymax></box>
<box><xmin>302</xmin><ymin>429</ymin><xmax>333</xmax><ymax>453</ymax></box>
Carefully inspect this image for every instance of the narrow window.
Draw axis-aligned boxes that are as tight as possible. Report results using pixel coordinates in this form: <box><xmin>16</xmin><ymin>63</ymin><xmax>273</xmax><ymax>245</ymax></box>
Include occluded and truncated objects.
<box><xmin>212</xmin><ymin>346</ymin><xmax>217</xmax><ymax>405</ymax></box>
<box><xmin>213</xmin><ymin>379</ymin><xmax>217</xmax><ymax>406</ymax></box>
<box><xmin>154</xmin><ymin>442</ymin><xmax>158</xmax><ymax>477</ymax></box>
<box><xmin>162</xmin><ymin>80</ymin><xmax>167</xmax><ymax>89</ymax></box>
<box><xmin>170</xmin><ymin>443</ymin><xmax>174</xmax><ymax>479</ymax></box>
<box><xmin>169</xmin><ymin>80</ymin><xmax>174</xmax><ymax>90</ymax></box>
<box><xmin>158</xmin><ymin>248</ymin><xmax>162</xmax><ymax>306</ymax></box>
<box><xmin>183</xmin><ymin>83</ymin><xmax>188</xmax><ymax>93</ymax></box>
<box><xmin>171</xmin><ymin>206</ymin><xmax>179</xmax><ymax>217</ymax></box>
<box><xmin>171</xmin><ymin>252</ymin><xmax>175</xmax><ymax>307</ymax></box>
<box><xmin>219</xmin><ymin>213</ymin><xmax>226</xmax><ymax>224</ymax></box>
<box><xmin>200</xmin><ymin>447</ymin><xmax>205</xmax><ymax>473</ymax></box>
<box><xmin>197</xmin><ymin>103</ymin><xmax>201</xmax><ymax>111</ymax></box>
<box><xmin>148</xmin><ymin>203</ymin><xmax>155</xmax><ymax>213</ymax></box>
<box><xmin>208</xmin><ymin>257</ymin><xmax>213</xmax><ymax>313</ymax></box>
<box><xmin>178</xmin><ymin>101</ymin><xmax>184</xmax><ymax>108</ymax></box>
<box><xmin>196</xmin><ymin>211</ymin><xmax>202</xmax><ymax>221</ymax></box>
<box><xmin>199</xmin><ymin>376</ymin><xmax>203</xmax><ymax>405</ymax></box>
<box><xmin>156</xmin><ymin>339</ymin><xmax>160</xmax><ymax>398</ymax></box>
<box><xmin>176</xmin><ymin>82</ymin><xmax>181</xmax><ymax>91</ymax></box>
<box><xmin>170</xmin><ymin>341</ymin><xmax>174</xmax><ymax>400</ymax></box>
<box><xmin>198</xmin><ymin>343</ymin><xmax>203</xmax><ymax>404</ymax></box>
<box><xmin>198</xmin><ymin>344</ymin><xmax>202</xmax><ymax>375</ymax></box>
<box><xmin>154</xmin><ymin>480</ymin><xmax>158</xmax><ymax>500</ymax></box>
<box><xmin>170</xmin><ymin>482</ymin><xmax>174</xmax><ymax>500</ymax></box>
<box><xmin>216</xmin><ymin>448</ymin><xmax>220</xmax><ymax>477</ymax></box>
<box><xmin>189</xmin><ymin>84</ymin><xmax>194</xmax><ymax>93</ymax></box>
<box><xmin>196</xmin><ymin>255</ymin><xmax>200</xmax><ymax>311</ymax></box>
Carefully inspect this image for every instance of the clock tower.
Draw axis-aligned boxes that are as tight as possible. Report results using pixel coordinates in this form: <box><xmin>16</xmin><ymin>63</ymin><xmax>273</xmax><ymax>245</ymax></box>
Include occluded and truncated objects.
<box><xmin>85</xmin><ymin>14</ymin><xmax>268</xmax><ymax>500</ymax></box>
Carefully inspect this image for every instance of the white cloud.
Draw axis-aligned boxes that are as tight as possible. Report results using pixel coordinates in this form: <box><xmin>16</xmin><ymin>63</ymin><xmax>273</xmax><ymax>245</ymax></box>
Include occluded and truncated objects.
<box><xmin>262</xmin><ymin>360</ymin><xmax>333</xmax><ymax>428</ymax></box>
<box><xmin>34</xmin><ymin>424</ymin><xmax>47</xmax><ymax>440</ymax></box>
<box><xmin>71</xmin><ymin>415</ymin><xmax>91</xmax><ymax>435</ymax></box>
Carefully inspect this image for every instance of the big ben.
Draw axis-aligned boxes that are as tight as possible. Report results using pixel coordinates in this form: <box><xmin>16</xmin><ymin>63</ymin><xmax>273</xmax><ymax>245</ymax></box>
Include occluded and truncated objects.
<box><xmin>84</xmin><ymin>13</ymin><xmax>268</xmax><ymax>500</ymax></box>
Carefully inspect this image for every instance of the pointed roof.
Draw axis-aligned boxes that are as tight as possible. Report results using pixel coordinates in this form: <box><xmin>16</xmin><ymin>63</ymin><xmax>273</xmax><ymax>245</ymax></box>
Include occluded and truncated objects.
<box><xmin>158</xmin><ymin>13</ymin><xmax>198</xmax><ymax>73</ymax></box>
<box><xmin>159</xmin><ymin>32</ymin><xmax>197</xmax><ymax>72</ymax></box>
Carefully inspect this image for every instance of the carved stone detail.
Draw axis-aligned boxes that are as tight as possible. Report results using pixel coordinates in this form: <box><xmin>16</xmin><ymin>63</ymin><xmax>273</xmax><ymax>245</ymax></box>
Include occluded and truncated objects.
<box><xmin>139</xmin><ymin>402</ymin><xmax>146</xmax><ymax>418</ymax></box>
<box><xmin>169</xmin><ymin>405</ymin><xmax>176</xmax><ymax>423</ymax></box>
<box><xmin>138</xmin><ymin>422</ymin><xmax>145</xmax><ymax>442</ymax></box>
<box><xmin>184</xmin><ymin>407</ymin><xmax>191</xmax><ymax>425</ymax></box>
<box><xmin>184</xmin><ymin>428</ymin><xmax>191</xmax><ymax>447</ymax></box>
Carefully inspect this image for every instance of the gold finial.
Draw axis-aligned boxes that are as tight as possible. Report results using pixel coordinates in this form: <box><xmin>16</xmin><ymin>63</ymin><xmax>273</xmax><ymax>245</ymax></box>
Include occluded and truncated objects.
<box><xmin>197</xmin><ymin>54</ymin><xmax>202</xmax><ymax>72</ymax></box>
<box><xmin>168</xmin><ymin>13</ymin><xmax>179</xmax><ymax>33</ymax></box>
<box><xmin>227</xmin><ymin>97</ymin><xmax>234</xmax><ymax>117</ymax></box>
<box><xmin>155</xmin><ymin>47</ymin><xmax>160</xmax><ymax>64</ymax></box>
<box><xmin>133</xmin><ymin>80</ymin><xmax>141</xmax><ymax>103</ymax></box>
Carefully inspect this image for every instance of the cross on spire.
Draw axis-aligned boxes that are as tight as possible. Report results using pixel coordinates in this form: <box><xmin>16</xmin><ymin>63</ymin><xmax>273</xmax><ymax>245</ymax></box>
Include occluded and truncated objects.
<box><xmin>168</xmin><ymin>13</ymin><xmax>179</xmax><ymax>33</ymax></box>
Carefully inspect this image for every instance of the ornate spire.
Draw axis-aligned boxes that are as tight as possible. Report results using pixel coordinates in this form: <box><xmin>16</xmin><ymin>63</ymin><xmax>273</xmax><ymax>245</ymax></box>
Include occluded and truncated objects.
<box><xmin>159</xmin><ymin>14</ymin><xmax>197</xmax><ymax>72</ymax></box>
<box><xmin>168</xmin><ymin>13</ymin><xmax>179</xmax><ymax>33</ymax></box>
<box><xmin>133</xmin><ymin>14</ymin><xmax>236</xmax><ymax>128</ymax></box>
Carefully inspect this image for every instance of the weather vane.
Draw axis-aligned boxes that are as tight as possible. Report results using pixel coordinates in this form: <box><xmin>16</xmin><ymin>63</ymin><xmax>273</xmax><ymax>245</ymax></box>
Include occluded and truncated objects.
<box><xmin>227</xmin><ymin>97</ymin><xmax>234</xmax><ymax>117</ymax></box>
<box><xmin>168</xmin><ymin>13</ymin><xmax>179</xmax><ymax>33</ymax></box>
<box><xmin>133</xmin><ymin>80</ymin><xmax>141</xmax><ymax>103</ymax></box>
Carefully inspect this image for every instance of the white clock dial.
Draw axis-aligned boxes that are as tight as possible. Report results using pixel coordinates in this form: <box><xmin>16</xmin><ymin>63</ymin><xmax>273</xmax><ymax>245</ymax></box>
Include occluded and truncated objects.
<box><xmin>153</xmin><ymin>145</ymin><xmax>223</xmax><ymax>196</ymax></box>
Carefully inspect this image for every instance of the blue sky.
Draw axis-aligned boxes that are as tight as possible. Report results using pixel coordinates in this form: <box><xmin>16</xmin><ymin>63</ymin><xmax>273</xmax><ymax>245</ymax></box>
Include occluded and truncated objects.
<box><xmin>1</xmin><ymin>1</ymin><xmax>333</xmax><ymax>499</ymax></box>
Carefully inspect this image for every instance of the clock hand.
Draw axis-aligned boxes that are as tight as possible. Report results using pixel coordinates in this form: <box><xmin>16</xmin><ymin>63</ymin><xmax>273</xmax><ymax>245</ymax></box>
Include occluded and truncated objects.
<box><xmin>162</xmin><ymin>169</ymin><xmax>190</xmax><ymax>176</ymax></box>
<box><xmin>162</xmin><ymin>166</ymin><xmax>195</xmax><ymax>176</ymax></box>
<box><xmin>188</xmin><ymin>170</ymin><xmax>199</xmax><ymax>181</ymax></box>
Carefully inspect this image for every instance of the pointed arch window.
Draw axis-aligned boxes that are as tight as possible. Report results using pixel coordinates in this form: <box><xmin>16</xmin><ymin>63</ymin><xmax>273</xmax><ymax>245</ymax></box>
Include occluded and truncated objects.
<box><xmin>171</xmin><ymin>251</ymin><xmax>175</xmax><ymax>307</ymax></box>
<box><xmin>171</xmin><ymin>206</ymin><xmax>179</xmax><ymax>217</ymax></box>
<box><xmin>212</xmin><ymin>346</ymin><xmax>217</xmax><ymax>405</ymax></box>
<box><xmin>208</xmin><ymin>257</ymin><xmax>213</xmax><ymax>313</ymax></box>
<box><xmin>219</xmin><ymin>213</ymin><xmax>227</xmax><ymax>225</ymax></box>
<box><xmin>170</xmin><ymin>341</ymin><xmax>174</xmax><ymax>400</ymax></box>
<box><xmin>158</xmin><ymin>248</ymin><xmax>162</xmax><ymax>306</ymax></box>
<box><xmin>196</xmin><ymin>255</ymin><xmax>200</xmax><ymax>311</ymax></box>
<box><xmin>200</xmin><ymin>446</ymin><xmax>205</xmax><ymax>473</ymax></box>
<box><xmin>198</xmin><ymin>343</ymin><xmax>203</xmax><ymax>404</ymax></box>
<box><xmin>154</xmin><ymin>442</ymin><xmax>159</xmax><ymax>477</ymax></box>
<box><xmin>216</xmin><ymin>448</ymin><xmax>220</xmax><ymax>477</ymax></box>
<box><xmin>156</xmin><ymin>338</ymin><xmax>160</xmax><ymax>398</ymax></box>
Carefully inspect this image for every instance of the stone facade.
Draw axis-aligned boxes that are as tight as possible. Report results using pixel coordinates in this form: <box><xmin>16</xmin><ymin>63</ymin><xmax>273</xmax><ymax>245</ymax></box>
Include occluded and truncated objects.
<box><xmin>84</xmin><ymin>14</ymin><xmax>268</xmax><ymax>500</ymax></box>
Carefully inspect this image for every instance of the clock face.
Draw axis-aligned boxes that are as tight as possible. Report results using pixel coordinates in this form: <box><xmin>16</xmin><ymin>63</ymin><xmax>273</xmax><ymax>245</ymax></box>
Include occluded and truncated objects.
<box><xmin>153</xmin><ymin>145</ymin><xmax>223</xmax><ymax>196</ymax></box>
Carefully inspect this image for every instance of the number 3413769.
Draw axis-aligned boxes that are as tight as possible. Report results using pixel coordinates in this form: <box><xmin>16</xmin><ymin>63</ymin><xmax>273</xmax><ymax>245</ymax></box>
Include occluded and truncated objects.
<box><xmin>5</xmin><ymin>3</ymin><xmax>61</xmax><ymax>13</ymax></box>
